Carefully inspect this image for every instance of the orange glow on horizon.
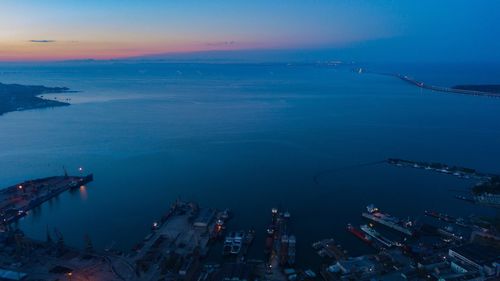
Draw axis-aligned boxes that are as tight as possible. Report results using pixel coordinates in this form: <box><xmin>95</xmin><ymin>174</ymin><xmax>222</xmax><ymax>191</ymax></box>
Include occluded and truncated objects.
<box><xmin>0</xmin><ymin>39</ymin><xmax>274</xmax><ymax>62</ymax></box>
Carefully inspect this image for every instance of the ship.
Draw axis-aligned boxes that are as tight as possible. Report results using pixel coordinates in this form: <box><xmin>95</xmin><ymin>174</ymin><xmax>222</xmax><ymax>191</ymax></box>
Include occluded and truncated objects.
<box><xmin>279</xmin><ymin>234</ymin><xmax>289</xmax><ymax>265</ymax></box>
<box><xmin>219</xmin><ymin>209</ymin><xmax>231</xmax><ymax>221</ymax></box>
<box><xmin>223</xmin><ymin>232</ymin><xmax>234</xmax><ymax>256</ymax></box>
<box><xmin>360</xmin><ymin>224</ymin><xmax>394</xmax><ymax>248</ymax></box>
<box><xmin>424</xmin><ymin>210</ymin><xmax>456</xmax><ymax>223</ymax></box>
<box><xmin>222</xmin><ymin>231</ymin><xmax>245</xmax><ymax>256</ymax></box>
<box><xmin>244</xmin><ymin>229</ymin><xmax>255</xmax><ymax>245</ymax></box>
<box><xmin>288</xmin><ymin>235</ymin><xmax>296</xmax><ymax>265</ymax></box>
<box><xmin>265</xmin><ymin>227</ymin><xmax>274</xmax><ymax>254</ymax></box>
<box><xmin>347</xmin><ymin>224</ymin><xmax>372</xmax><ymax>244</ymax></box>
<box><xmin>234</xmin><ymin>231</ymin><xmax>245</xmax><ymax>255</ymax></box>
<box><xmin>362</xmin><ymin>205</ymin><xmax>415</xmax><ymax>236</ymax></box>
<box><xmin>210</xmin><ymin>219</ymin><xmax>225</xmax><ymax>240</ymax></box>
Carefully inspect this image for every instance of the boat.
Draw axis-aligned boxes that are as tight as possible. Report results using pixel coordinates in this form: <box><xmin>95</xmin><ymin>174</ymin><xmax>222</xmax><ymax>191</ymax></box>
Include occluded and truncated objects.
<box><xmin>244</xmin><ymin>229</ymin><xmax>255</xmax><ymax>245</ymax></box>
<box><xmin>283</xmin><ymin>211</ymin><xmax>291</xmax><ymax>219</ymax></box>
<box><xmin>455</xmin><ymin>195</ymin><xmax>475</xmax><ymax>202</ymax></box>
<box><xmin>230</xmin><ymin>240</ymin><xmax>242</xmax><ymax>254</ymax></box>
<box><xmin>223</xmin><ymin>231</ymin><xmax>235</xmax><ymax>256</ymax></box>
<box><xmin>220</xmin><ymin>209</ymin><xmax>231</xmax><ymax>220</ymax></box>
<box><xmin>424</xmin><ymin>210</ymin><xmax>456</xmax><ymax>223</ymax></box>
<box><xmin>304</xmin><ymin>270</ymin><xmax>317</xmax><ymax>278</ymax></box>
<box><xmin>231</xmin><ymin>231</ymin><xmax>244</xmax><ymax>254</ymax></box>
<box><xmin>347</xmin><ymin>224</ymin><xmax>372</xmax><ymax>243</ymax></box>
<box><xmin>362</xmin><ymin>205</ymin><xmax>414</xmax><ymax>236</ymax></box>
<box><xmin>437</xmin><ymin>225</ymin><xmax>463</xmax><ymax>241</ymax></box>
<box><xmin>265</xmin><ymin>226</ymin><xmax>274</xmax><ymax>253</ymax></box>
<box><xmin>288</xmin><ymin>235</ymin><xmax>296</xmax><ymax>265</ymax></box>
<box><xmin>360</xmin><ymin>224</ymin><xmax>394</xmax><ymax>247</ymax></box>
<box><xmin>455</xmin><ymin>217</ymin><xmax>470</xmax><ymax>228</ymax></box>
<box><xmin>223</xmin><ymin>231</ymin><xmax>244</xmax><ymax>255</ymax></box>
<box><xmin>151</xmin><ymin>221</ymin><xmax>160</xmax><ymax>230</ymax></box>
<box><xmin>211</xmin><ymin>219</ymin><xmax>225</xmax><ymax>239</ymax></box>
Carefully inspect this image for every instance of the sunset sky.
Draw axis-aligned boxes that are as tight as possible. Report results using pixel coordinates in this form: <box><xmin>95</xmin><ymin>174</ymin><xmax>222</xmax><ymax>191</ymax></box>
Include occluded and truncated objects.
<box><xmin>1</xmin><ymin>1</ymin><xmax>499</xmax><ymax>62</ymax></box>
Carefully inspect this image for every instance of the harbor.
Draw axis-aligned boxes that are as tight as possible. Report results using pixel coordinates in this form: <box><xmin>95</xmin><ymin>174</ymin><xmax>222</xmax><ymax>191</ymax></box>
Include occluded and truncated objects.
<box><xmin>0</xmin><ymin>193</ymin><xmax>499</xmax><ymax>280</ymax></box>
<box><xmin>0</xmin><ymin>164</ymin><xmax>498</xmax><ymax>280</ymax></box>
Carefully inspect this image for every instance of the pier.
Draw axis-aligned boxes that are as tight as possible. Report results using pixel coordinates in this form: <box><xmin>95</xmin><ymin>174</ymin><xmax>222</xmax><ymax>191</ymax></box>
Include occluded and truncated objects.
<box><xmin>0</xmin><ymin>173</ymin><xmax>93</xmax><ymax>226</ymax></box>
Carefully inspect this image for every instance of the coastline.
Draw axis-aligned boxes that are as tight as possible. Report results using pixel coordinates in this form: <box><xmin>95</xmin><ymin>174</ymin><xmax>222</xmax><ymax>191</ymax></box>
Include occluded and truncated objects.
<box><xmin>0</xmin><ymin>82</ymin><xmax>72</xmax><ymax>116</ymax></box>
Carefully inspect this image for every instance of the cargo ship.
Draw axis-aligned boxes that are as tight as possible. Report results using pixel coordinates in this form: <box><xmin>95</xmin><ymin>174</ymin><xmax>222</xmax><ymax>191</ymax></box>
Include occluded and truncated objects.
<box><xmin>360</xmin><ymin>224</ymin><xmax>394</xmax><ymax>248</ymax></box>
<box><xmin>362</xmin><ymin>205</ymin><xmax>415</xmax><ymax>236</ymax></box>
<box><xmin>347</xmin><ymin>224</ymin><xmax>372</xmax><ymax>244</ymax></box>
<box><xmin>424</xmin><ymin>210</ymin><xmax>457</xmax><ymax>223</ymax></box>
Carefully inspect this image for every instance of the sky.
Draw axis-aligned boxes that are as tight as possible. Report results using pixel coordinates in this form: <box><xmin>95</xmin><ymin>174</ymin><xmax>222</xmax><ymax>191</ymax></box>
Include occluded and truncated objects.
<box><xmin>1</xmin><ymin>1</ymin><xmax>499</xmax><ymax>62</ymax></box>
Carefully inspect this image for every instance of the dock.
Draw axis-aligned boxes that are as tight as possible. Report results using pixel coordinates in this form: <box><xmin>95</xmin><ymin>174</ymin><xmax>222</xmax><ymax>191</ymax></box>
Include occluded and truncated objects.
<box><xmin>129</xmin><ymin>200</ymin><xmax>229</xmax><ymax>281</ymax></box>
<box><xmin>0</xmin><ymin>173</ymin><xmax>93</xmax><ymax>225</ymax></box>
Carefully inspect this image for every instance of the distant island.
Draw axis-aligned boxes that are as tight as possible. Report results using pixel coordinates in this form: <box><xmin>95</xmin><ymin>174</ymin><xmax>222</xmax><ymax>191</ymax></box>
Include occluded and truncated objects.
<box><xmin>0</xmin><ymin>82</ymin><xmax>72</xmax><ymax>116</ymax></box>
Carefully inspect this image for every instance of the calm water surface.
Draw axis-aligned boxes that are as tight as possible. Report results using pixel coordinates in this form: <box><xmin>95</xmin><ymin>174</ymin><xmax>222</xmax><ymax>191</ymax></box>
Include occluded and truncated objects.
<box><xmin>0</xmin><ymin>63</ymin><xmax>499</xmax><ymax>266</ymax></box>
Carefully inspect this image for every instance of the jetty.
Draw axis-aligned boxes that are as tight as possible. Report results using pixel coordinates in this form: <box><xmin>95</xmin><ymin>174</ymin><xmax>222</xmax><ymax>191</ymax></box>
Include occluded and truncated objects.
<box><xmin>0</xmin><ymin>172</ymin><xmax>93</xmax><ymax>225</ymax></box>
<box><xmin>386</xmin><ymin>158</ymin><xmax>493</xmax><ymax>181</ymax></box>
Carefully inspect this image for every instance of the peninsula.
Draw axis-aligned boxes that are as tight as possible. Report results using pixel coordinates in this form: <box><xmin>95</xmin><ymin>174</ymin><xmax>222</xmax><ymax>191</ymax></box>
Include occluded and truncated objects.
<box><xmin>0</xmin><ymin>82</ymin><xmax>72</xmax><ymax>116</ymax></box>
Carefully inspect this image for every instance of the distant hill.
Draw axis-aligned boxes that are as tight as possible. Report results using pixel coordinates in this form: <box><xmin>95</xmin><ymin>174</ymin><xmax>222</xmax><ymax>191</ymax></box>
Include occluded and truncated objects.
<box><xmin>0</xmin><ymin>83</ymin><xmax>71</xmax><ymax>116</ymax></box>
